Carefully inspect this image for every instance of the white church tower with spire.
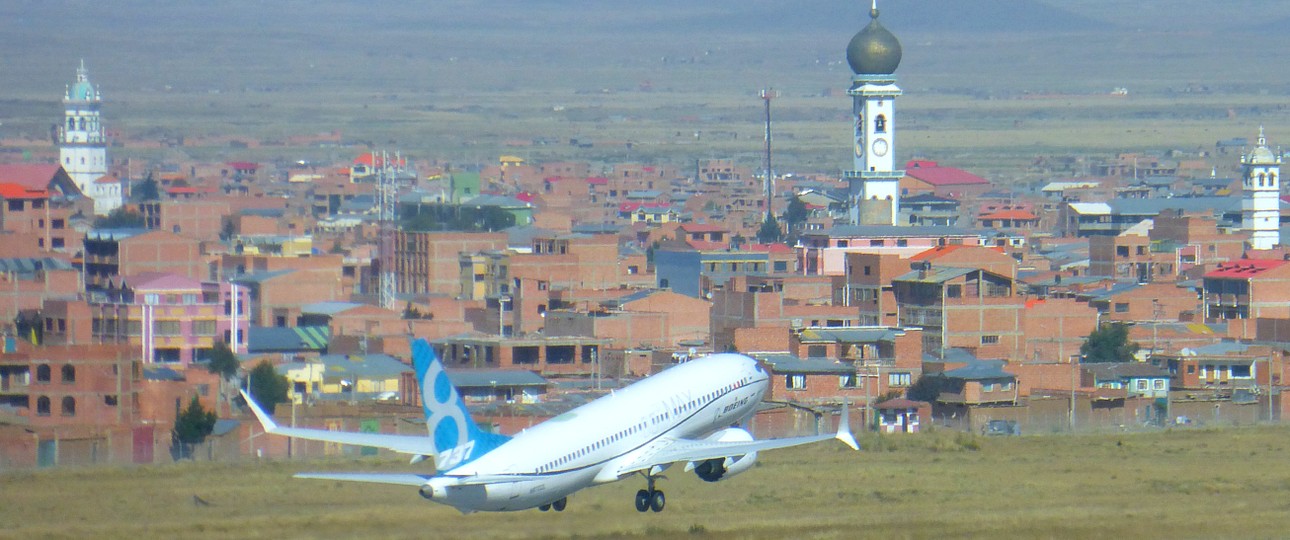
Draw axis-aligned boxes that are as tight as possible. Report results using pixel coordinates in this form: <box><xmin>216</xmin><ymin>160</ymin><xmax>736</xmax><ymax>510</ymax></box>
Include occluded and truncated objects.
<box><xmin>845</xmin><ymin>0</ymin><xmax>904</xmax><ymax>225</ymax></box>
<box><xmin>1241</xmin><ymin>126</ymin><xmax>1281</xmax><ymax>251</ymax></box>
<box><xmin>59</xmin><ymin>60</ymin><xmax>120</xmax><ymax>215</ymax></box>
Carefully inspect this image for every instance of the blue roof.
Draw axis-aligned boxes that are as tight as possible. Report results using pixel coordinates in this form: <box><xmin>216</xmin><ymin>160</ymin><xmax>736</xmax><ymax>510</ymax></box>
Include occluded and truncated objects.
<box><xmin>941</xmin><ymin>360</ymin><xmax>1014</xmax><ymax>381</ymax></box>
<box><xmin>446</xmin><ymin>369</ymin><xmax>549</xmax><ymax>388</ymax></box>
<box><xmin>301</xmin><ymin>302</ymin><xmax>363</xmax><ymax>316</ymax></box>
<box><xmin>231</xmin><ymin>270</ymin><xmax>295</xmax><ymax>284</ymax></box>
<box><xmin>752</xmin><ymin>353</ymin><xmax>855</xmax><ymax>374</ymax></box>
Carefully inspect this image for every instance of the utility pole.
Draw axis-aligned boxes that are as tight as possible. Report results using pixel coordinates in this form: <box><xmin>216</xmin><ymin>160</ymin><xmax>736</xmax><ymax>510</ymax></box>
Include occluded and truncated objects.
<box><xmin>760</xmin><ymin>88</ymin><xmax>777</xmax><ymax>221</ymax></box>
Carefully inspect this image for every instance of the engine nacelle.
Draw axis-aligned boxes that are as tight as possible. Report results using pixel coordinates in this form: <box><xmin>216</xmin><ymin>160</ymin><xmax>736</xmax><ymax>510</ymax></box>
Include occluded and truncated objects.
<box><xmin>693</xmin><ymin>452</ymin><xmax>757</xmax><ymax>482</ymax></box>
<box><xmin>418</xmin><ymin>481</ymin><xmax>447</xmax><ymax>501</ymax></box>
<box><xmin>691</xmin><ymin>427</ymin><xmax>757</xmax><ymax>482</ymax></box>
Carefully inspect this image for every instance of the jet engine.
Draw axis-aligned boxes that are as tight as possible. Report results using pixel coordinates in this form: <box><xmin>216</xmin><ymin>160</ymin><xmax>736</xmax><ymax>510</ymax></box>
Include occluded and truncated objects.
<box><xmin>418</xmin><ymin>481</ymin><xmax>446</xmax><ymax>501</ymax></box>
<box><xmin>690</xmin><ymin>427</ymin><xmax>758</xmax><ymax>482</ymax></box>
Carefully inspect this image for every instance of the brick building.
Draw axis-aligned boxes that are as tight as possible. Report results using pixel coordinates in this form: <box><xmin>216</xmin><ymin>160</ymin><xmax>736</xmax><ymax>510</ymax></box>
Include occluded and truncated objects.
<box><xmin>82</xmin><ymin>229</ymin><xmax>205</xmax><ymax>291</ymax></box>
<box><xmin>396</xmin><ymin>231</ymin><xmax>507</xmax><ymax>296</ymax></box>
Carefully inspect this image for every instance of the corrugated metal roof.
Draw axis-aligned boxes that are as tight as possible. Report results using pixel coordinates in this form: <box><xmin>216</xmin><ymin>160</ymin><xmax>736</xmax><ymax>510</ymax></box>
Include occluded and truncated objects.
<box><xmin>941</xmin><ymin>360</ymin><xmax>1014</xmax><ymax>381</ymax></box>
<box><xmin>247</xmin><ymin>326</ymin><xmax>330</xmax><ymax>353</ymax></box>
<box><xmin>798</xmin><ymin>327</ymin><xmax>901</xmax><ymax>343</ymax></box>
<box><xmin>446</xmin><ymin>369</ymin><xmax>548</xmax><ymax>388</ymax></box>
<box><xmin>751</xmin><ymin>353</ymin><xmax>855</xmax><ymax>374</ymax></box>
<box><xmin>892</xmin><ymin>266</ymin><xmax>975</xmax><ymax>284</ymax></box>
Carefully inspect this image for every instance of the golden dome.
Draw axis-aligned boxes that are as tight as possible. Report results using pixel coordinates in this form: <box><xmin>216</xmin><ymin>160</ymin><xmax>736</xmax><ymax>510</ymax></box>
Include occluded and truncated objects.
<box><xmin>846</xmin><ymin>7</ymin><xmax>902</xmax><ymax>76</ymax></box>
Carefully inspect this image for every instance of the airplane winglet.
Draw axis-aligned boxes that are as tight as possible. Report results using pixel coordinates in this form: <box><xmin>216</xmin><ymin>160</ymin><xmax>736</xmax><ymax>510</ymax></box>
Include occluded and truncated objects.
<box><xmin>240</xmin><ymin>389</ymin><xmax>280</xmax><ymax>433</ymax></box>
<box><xmin>836</xmin><ymin>399</ymin><xmax>859</xmax><ymax>451</ymax></box>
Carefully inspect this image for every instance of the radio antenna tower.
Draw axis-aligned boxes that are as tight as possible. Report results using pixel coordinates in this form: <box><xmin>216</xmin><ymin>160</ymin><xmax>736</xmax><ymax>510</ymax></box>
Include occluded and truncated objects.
<box><xmin>760</xmin><ymin>88</ymin><xmax>778</xmax><ymax>220</ymax></box>
<box><xmin>377</xmin><ymin>150</ymin><xmax>400</xmax><ymax>310</ymax></box>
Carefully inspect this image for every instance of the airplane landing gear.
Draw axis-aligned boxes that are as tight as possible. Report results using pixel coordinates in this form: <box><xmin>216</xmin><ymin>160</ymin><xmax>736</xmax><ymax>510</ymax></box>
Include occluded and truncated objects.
<box><xmin>539</xmin><ymin>497</ymin><xmax>568</xmax><ymax>512</ymax></box>
<box><xmin>634</xmin><ymin>474</ymin><xmax>666</xmax><ymax>513</ymax></box>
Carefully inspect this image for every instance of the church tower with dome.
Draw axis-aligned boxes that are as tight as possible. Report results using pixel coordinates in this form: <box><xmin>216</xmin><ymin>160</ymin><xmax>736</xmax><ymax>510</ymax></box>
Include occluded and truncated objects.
<box><xmin>1241</xmin><ymin>126</ymin><xmax>1281</xmax><ymax>250</ymax></box>
<box><xmin>845</xmin><ymin>1</ymin><xmax>904</xmax><ymax>226</ymax></box>
<box><xmin>59</xmin><ymin>60</ymin><xmax>120</xmax><ymax>215</ymax></box>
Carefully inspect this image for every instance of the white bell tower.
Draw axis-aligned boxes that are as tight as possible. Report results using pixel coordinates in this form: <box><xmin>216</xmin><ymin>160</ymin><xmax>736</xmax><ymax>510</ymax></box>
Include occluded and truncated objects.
<box><xmin>59</xmin><ymin>60</ymin><xmax>118</xmax><ymax>215</ymax></box>
<box><xmin>844</xmin><ymin>2</ymin><xmax>904</xmax><ymax>226</ymax></box>
<box><xmin>1242</xmin><ymin>126</ymin><xmax>1281</xmax><ymax>250</ymax></box>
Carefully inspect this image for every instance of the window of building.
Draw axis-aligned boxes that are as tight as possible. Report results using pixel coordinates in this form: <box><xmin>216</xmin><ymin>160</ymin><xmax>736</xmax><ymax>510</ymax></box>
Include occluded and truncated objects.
<box><xmin>61</xmin><ymin>365</ymin><xmax>75</xmax><ymax>383</ymax></box>
<box><xmin>837</xmin><ymin>240</ymin><xmax>849</xmax><ymax>248</ymax></box>
<box><xmin>105</xmin><ymin>395</ymin><xmax>118</xmax><ymax>406</ymax></box>
<box><xmin>981</xmin><ymin>335</ymin><xmax>1000</xmax><ymax>345</ymax></box>
<box><xmin>155</xmin><ymin>321</ymin><xmax>181</xmax><ymax>336</ymax></box>
<box><xmin>863</xmin><ymin>266</ymin><xmax>872</xmax><ymax>276</ymax></box>
<box><xmin>1136</xmin><ymin>380</ymin><xmax>1147</xmax><ymax>391</ymax></box>
<box><xmin>839</xmin><ymin>374</ymin><xmax>858</xmax><ymax>388</ymax></box>
<box><xmin>51</xmin><ymin>238</ymin><xmax>64</xmax><ymax>249</ymax></box>
<box><xmin>1187</xmin><ymin>365</ymin><xmax>1195</xmax><ymax>374</ymax></box>
<box><xmin>1115</xmin><ymin>303</ymin><xmax>1129</xmax><ymax>313</ymax></box>
<box><xmin>874</xmin><ymin>115</ymin><xmax>887</xmax><ymax>133</ymax></box>
<box><xmin>37</xmin><ymin>396</ymin><xmax>50</xmax><ymax>416</ymax></box>
<box><xmin>1116</xmin><ymin>246</ymin><xmax>1129</xmax><ymax>257</ymax></box>
<box><xmin>774</xmin><ymin>261</ymin><xmax>788</xmax><ymax>272</ymax></box>
<box><xmin>786</xmin><ymin>374</ymin><xmax>806</xmax><ymax>390</ymax></box>
<box><xmin>807</xmin><ymin>345</ymin><xmax>827</xmax><ymax>358</ymax></box>
<box><xmin>869</xmin><ymin>239</ymin><xmax>884</xmax><ymax>247</ymax></box>
<box><xmin>889</xmin><ymin>372</ymin><xmax>911</xmax><ymax>386</ymax></box>
<box><xmin>1153</xmin><ymin>379</ymin><xmax>1166</xmax><ymax>390</ymax></box>
<box><xmin>62</xmin><ymin>397</ymin><xmax>76</xmax><ymax>416</ymax></box>
<box><xmin>194</xmin><ymin>320</ymin><xmax>217</xmax><ymax>336</ymax></box>
<box><xmin>36</xmin><ymin>365</ymin><xmax>51</xmax><ymax>383</ymax></box>
<box><xmin>983</xmin><ymin>383</ymin><xmax>996</xmax><ymax>392</ymax></box>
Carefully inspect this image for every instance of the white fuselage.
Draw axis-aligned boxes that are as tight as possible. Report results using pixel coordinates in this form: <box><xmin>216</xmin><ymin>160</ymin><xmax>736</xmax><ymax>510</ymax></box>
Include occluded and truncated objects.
<box><xmin>426</xmin><ymin>353</ymin><xmax>769</xmax><ymax>512</ymax></box>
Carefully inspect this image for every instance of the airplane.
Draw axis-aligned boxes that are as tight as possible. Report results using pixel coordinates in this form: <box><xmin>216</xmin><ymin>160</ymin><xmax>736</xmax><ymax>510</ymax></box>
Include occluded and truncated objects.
<box><xmin>240</xmin><ymin>338</ymin><xmax>858</xmax><ymax>513</ymax></box>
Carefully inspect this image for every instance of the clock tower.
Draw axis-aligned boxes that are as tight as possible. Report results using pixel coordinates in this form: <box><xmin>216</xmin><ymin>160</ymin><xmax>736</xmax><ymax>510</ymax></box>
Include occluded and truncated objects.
<box><xmin>845</xmin><ymin>1</ymin><xmax>903</xmax><ymax>225</ymax></box>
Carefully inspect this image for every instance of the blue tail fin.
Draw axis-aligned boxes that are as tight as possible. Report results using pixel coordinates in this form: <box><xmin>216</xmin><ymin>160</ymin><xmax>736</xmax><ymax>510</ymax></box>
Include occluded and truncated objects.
<box><xmin>411</xmin><ymin>339</ymin><xmax>510</xmax><ymax>471</ymax></box>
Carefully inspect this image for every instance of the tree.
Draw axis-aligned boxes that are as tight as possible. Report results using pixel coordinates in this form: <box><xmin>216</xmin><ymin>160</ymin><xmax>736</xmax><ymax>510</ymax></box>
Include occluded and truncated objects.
<box><xmin>1080</xmin><ymin>322</ymin><xmax>1139</xmax><ymax>363</ymax></box>
<box><xmin>206</xmin><ymin>341</ymin><xmax>239</xmax><ymax>379</ymax></box>
<box><xmin>248</xmin><ymin>360</ymin><xmax>290</xmax><ymax>413</ymax></box>
<box><xmin>173</xmin><ymin>396</ymin><xmax>217</xmax><ymax>460</ymax></box>
<box><xmin>93</xmin><ymin>207</ymin><xmax>146</xmax><ymax>229</ymax></box>
<box><xmin>756</xmin><ymin>215</ymin><xmax>781</xmax><ymax>244</ymax></box>
<box><xmin>133</xmin><ymin>173</ymin><xmax>160</xmax><ymax>202</ymax></box>
<box><xmin>784</xmin><ymin>195</ymin><xmax>809</xmax><ymax>230</ymax></box>
<box><xmin>906</xmin><ymin>374</ymin><xmax>944</xmax><ymax>403</ymax></box>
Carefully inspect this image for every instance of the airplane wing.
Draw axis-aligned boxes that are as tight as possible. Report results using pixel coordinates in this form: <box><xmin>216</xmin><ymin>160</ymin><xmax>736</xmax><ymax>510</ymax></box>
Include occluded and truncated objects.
<box><xmin>241</xmin><ymin>389</ymin><xmax>437</xmax><ymax>457</ymax></box>
<box><xmin>597</xmin><ymin>404</ymin><xmax>858</xmax><ymax>482</ymax></box>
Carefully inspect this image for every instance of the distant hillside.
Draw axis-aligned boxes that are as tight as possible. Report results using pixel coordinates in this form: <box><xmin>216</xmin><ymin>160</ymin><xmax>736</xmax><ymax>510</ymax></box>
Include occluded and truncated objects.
<box><xmin>430</xmin><ymin>0</ymin><xmax>1110</xmax><ymax>35</ymax></box>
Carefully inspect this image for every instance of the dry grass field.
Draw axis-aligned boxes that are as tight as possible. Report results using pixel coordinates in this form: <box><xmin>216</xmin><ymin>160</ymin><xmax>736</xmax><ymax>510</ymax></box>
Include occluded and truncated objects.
<box><xmin>4</xmin><ymin>426</ymin><xmax>1290</xmax><ymax>539</ymax></box>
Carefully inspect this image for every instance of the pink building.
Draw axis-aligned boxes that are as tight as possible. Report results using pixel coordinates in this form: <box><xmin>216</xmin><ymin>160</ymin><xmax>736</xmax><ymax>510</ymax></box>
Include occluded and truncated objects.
<box><xmin>797</xmin><ymin>225</ymin><xmax>986</xmax><ymax>276</ymax></box>
<box><xmin>89</xmin><ymin>272</ymin><xmax>249</xmax><ymax>365</ymax></box>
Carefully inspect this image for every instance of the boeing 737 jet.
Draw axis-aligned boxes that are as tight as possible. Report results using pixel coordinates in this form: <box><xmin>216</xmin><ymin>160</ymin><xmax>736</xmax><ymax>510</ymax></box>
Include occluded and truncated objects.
<box><xmin>241</xmin><ymin>338</ymin><xmax>857</xmax><ymax>513</ymax></box>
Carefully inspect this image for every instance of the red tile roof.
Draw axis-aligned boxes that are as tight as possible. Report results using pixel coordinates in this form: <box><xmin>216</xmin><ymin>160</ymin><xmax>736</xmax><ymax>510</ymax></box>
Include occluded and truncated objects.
<box><xmin>0</xmin><ymin>182</ymin><xmax>47</xmax><ymax>199</ymax></box>
<box><xmin>686</xmin><ymin>239</ymin><xmax>727</xmax><ymax>251</ymax></box>
<box><xmin>745</xmin><ymin>243</ymin><xmax>794</xmax><ymax>254</ymax></box>
<box><xmin>980</xmin><ymin>209</ymin><xmax>1037</xmax><ymax>221</ymax></box>
<box><xmin>1204</xmin><ymin>259</ymin><xmax>1287</xmax><ymax>279</ymax></box>
<box><xmin>0</xmin><ymin>164</ymin><xmax>62</xmax><ymax>190</ymax></box>
<box><xmin>911</xmin><ymin>244</ymin><xmax>1004</xmax><ymax>261</ymax></box>
<box><xmin>905</xmin><ymin>161</ymin><xmax>989</xmax><ymax>186</ymax></box>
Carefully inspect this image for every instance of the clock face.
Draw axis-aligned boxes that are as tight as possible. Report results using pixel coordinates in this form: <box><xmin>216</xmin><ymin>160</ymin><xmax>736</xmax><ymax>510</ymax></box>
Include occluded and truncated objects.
<box><xmin>854</xmin><ymin>137</ymin><xmax>864</xmax><ymax>158</ymax></box>
<box><xmin>872</xmin><ymin>138</ymin><xmax>889</xmax><ymax>157</ymax></box>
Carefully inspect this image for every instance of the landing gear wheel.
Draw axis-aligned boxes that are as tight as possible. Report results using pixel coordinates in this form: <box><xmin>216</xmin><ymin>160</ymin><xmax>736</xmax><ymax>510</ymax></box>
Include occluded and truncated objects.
<box><xmin>649</xmin><ymin>490</ymin><xmax>666</xmax><ymax>513</ymax></box>
<box><xmin>634</xmin><ymin>489</ymin><xmax>650</xmax><ymax>512</ymax></box>
<box><xmin>552</xmin><ymin>497</ymin><xmax>567</xmax><ymax>512</ymax></box>
<box><xmin>539</xmin><ymin>504</ymin><xmax>551</xmax><ymax>512</ymax></box>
